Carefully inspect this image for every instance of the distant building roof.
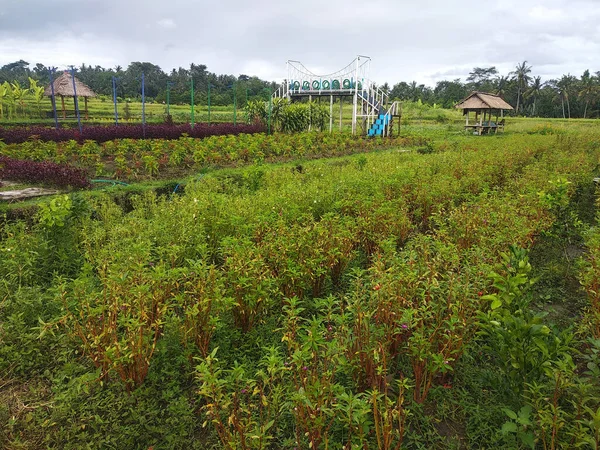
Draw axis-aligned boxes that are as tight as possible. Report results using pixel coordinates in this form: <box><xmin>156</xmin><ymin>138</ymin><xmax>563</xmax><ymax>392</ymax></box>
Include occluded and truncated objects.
<box><xmin>44</xmin><ymin>71</ymin><xmax>97</xmax><ymax>98</ymax></box>
<box><xmin>455</xmin><ymin>92</ymin><xmax>513</xmax><ymax>110</ymax></box>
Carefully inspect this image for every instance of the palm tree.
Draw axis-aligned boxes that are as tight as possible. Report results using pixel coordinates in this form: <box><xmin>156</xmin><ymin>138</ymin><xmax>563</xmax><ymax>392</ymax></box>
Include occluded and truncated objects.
<box><xmin>578</xmin><ymin>70</ymin><xmax>596</xmax><ymax>118</ymax></box>
<box><xmin>495</xmin><ymin>75</ymin><xmax>510</xmax><ymax>98</ymax></box>
<box><xmin>510</xmin><ymin>61</ymin><xmax>532</xmax><ymax>114</ymax></box>
<box><xmin>546</xmin><ymin>79</ymin><xmax>565</xmax><ymax>118</ymax></box>
<box><xmin>525</xmin><ymin>76</ymin><xmax>543</xmax><ymax>116</ymax></box>
<box><xmin>409</xmin><ymin>81</ymin><xmax>418</xmax><ymax>102</ymax></box>
<box><xmin>557</xmin><ymin>74</ymin><xmax>576</xmax><ymax>119</ymax></box>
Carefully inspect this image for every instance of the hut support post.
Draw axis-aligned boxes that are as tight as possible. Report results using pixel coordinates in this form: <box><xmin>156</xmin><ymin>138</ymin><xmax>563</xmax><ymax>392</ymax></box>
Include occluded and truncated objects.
<box><xmin>84</xmin><ymin>97</ymin><xmax>89</xmax><ymax>120</ymax></box>
<box><xmin>495</xmin><ymin>110</ymin><xmax>499</xmax><ymax>134</ymax></box>
<box><xmin>61</xmin><ymin>95</ymin><xmax>66</xmax><ymax>119</ymax></box>
<box><xmin>48</xmin><ymin>67</ymin><xmax>59</xmax><ymax>130</ymax></box>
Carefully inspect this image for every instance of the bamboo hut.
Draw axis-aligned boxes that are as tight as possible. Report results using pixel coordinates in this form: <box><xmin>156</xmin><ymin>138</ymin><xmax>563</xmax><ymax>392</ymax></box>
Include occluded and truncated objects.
<box><xmin>455</xmin><ymin>92</ymin><xmax>513</xmax><ymax>135</ymax></box>
<box><xmin>45</xmin><ymin>71</ymin><xmax>97</xmax><ymax>119</ymax></box>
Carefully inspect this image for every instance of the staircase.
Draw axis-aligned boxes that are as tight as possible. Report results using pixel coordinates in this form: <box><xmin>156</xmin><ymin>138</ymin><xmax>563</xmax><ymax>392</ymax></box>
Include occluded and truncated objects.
<box><xmin>357</xmin><ymin>86</ymin><xmax>400</xmax><ymax>137</ymax></box>
<box><xmin>366</xmin><ymin>102</ymin><xmax>400</xmax><ymax>137</ymax></box>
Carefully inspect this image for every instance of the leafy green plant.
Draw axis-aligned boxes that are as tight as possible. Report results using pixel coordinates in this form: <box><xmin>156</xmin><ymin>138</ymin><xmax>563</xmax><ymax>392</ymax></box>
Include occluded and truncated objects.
<box><xmin>500</xmin><ymin>405</ymin><xmax>536</xmax><ymax>449</ymax></box>
<box><xmin>177</xmin><ymin>260</ymin><xmax>223</xmax><ymax>357</ymax></box>
<box><xmin>478</xmin><ymin>246</ymin><xmax>573</xmax><ymax>393</ymax></box>
<box><xmin>196</xmin><ymin>347</ymin><xmax>286</xmax><ymax>449</ymax></box>
<box><xmin>538</xmin><ymin>178</ymin><xmax>583</xmax><ymax>255</ymax></box>
<box><xmin>57</xmin><ymin>258</ymin><xmax>176</xmax><ymax>390</ymax></box>
<box><xmin>221</xmin><ymin>237</ymin><xmax>279</xmax><ymax>332</ymax></box>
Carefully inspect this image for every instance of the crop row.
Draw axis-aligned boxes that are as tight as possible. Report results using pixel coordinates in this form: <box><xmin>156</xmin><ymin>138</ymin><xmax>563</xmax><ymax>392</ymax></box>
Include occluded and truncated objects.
<box><xmin>2</xmin><ymin>131</ymin><xmax>599</xmax><ymax>448</ymax></box>
<box><xmin>0</xmin><ymin>132</ymin><xmax>429</xmax><ymax>180</ymax></box>
<box><xmin>580</xmin><ymin>198</ymin><xmax>600</xmax><ymax>339</ymax></box>
<box><xmin>0</xmin><ymin>122</ymin><xmax>265</xmax><ymax>144</ymax></box>
<box><xmin>0</xmin><ymin>156</ymin><xmax>90</xmax><ymax>189</ymax></box>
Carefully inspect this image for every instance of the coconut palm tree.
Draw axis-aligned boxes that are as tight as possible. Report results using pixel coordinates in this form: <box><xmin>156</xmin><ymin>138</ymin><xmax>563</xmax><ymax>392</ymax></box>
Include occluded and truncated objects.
<box><xmin>578</xmin><ymin>70</ymin><xmax>597</xmax><ymax>118</ymax></box>
<box><xmin>557</xmin><ymin>74</ymin><xmax>576</xmax><ymax>119</ymax></box>
<box><xmin>495</xmin><ymin>75</ymin><xmax>511</xmax><ymax>98</ymax></box>
<box><xmin>525</xmin><ymin>76</ymin><xmax>543</xmax><ymax>116</ymax></box>
<box><xmin>409</xmin><ymin>81</ymin><xmax>419</xmax><ymax>102</ymax></box>
<box><xmin>510</xmin><ymin>61</ymin><xmax>532</xmax><ymax>115</ymax></box>
<box><xmin>545</xmin><ymin>79</ymin><xmax>566</xmax><ymax>119</ymax></box>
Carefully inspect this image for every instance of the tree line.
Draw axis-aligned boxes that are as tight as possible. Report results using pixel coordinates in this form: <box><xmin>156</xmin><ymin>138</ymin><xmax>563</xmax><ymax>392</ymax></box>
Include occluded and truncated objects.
<box><xmin>385</xmin><ymin>62</ymin><xmax>600</xmax><ymax>119</ymax></box>
<box><xmin>1</xmin><ymin>59</ymin><xmax>599</xmax><ymax>118</ymax></box>
<box><xmin>0</xmin><ymin>60</ymin><xmax>277</xmax><ymax>107</ymax></box>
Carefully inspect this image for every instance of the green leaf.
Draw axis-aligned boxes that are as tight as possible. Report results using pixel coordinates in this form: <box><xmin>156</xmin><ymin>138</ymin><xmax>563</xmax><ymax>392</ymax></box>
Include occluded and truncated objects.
<box><xmin>519</xmin><ymin>431</ymin><xmax>535</xmax><ymax>449</ymax></box>
<box><xmin>501</xmin><ymin>421</ymin><xmax>517</xmax><ymax>434</ymax></box>
<box><xmin>490</xmin><ymin>298</ymin><xmax>502</xmax><ymax>310</ymax></box>
<box><xmin>518</xmin><ymin>405</ymin><xmax>532</xmax><ymax>425</ymax></box>
<box><xmin>502</xmin><ymin>408</ymin><xmax>518</xmax><ymax>420</ymax></box>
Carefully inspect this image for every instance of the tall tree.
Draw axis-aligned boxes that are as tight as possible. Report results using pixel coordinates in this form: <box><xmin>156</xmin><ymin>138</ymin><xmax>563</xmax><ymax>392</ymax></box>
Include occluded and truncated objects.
<box><xmin>494</xmin><ymin>75</ymin><xmax>511</xmax><ymax>98</ymax></box>
<box><xmin>434</xmin><ymin>79</ymin><xmax>467</xmax><ymax>108</ymax></box>
<box><xmin>578</xmin><ymin>70</ymin><xmax>596</xmax><ymax>119</ymax></box>
<box><xmin>525</xmin><ymin>76</ymin><xmax>543</xmax><ymax>116</ymax></box>
<box><xmin>557</xmin><ymin>74</ymin><xmax>577</xmax><ymax>119</ymax></box>
<box><xmin>511</xmin><ymin>61</ymin><xmax>532</xmax><ymax>114</ymax></box>
<box><xmin>467</xmin><ymin>67</ymin><xmax>498</xmax><ymax>91</ymax></box>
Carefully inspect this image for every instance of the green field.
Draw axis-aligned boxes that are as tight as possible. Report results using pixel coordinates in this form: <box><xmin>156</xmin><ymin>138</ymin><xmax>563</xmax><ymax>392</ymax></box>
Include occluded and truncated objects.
<box><xmin>0</xmin><ymin>96</ymin><xmax>464</xmax><ymax>128</ymax></box>
<box><xmin>1</xmin><ymin>119</ymin><xmax>600</xmax><ymax>449</ymax></box>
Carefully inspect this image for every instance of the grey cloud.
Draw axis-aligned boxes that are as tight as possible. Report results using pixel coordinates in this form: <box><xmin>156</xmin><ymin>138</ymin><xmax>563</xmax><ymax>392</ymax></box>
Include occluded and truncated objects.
<box><xmin>0</xmin><ymin>0</ymin><xmax>598</xmax><ymax>85</ymax></box>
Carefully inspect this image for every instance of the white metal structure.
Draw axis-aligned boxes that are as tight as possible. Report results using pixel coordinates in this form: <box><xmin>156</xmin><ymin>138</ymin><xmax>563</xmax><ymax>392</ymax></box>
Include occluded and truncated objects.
<box><xmin>273</xmin><ymin>56</ymin><xmax>400</xmax><ymax>136</ymax></box>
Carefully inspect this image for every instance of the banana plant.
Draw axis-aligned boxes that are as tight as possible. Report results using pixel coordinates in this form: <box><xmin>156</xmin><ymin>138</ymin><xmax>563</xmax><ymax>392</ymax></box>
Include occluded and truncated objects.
<box><xmin>11</xmin><ymin>81</ymin><xmax>26</xmax><ymax>117</ymax></box>
<box><xmin>1</xmin><ymin>81</ymin><xmax>14</xmax><ymax>119</ymax></box>
<box><xmin>29</xmin><ymin>77</ymin><xmax>46</xmax><ymax>117</ymax></box>
<box><xmin>0</xmin><ymin>82</ymin><xmax>5</xmax><ymax>119</ymax></box>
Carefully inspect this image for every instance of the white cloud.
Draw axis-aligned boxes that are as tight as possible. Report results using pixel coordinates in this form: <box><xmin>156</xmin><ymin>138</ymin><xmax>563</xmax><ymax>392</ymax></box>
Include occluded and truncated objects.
<box><xmin>157</xmin><ymin>18</ymin><xmax>176</xmax><ymax>29</ymax></box>
<box><xmin>528</xmin><ymin>6</ymin><xmax>564</xmax><ymax>21</ymax></box>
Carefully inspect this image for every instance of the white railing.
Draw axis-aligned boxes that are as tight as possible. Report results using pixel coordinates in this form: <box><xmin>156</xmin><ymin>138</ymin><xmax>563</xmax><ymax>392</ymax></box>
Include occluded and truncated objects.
<box><xmin>272</xmin><ymin>80</ymin><xmax>288</xmax><ymax>99</ymax></box>
<box><xmin>382</xmin><ymin>101</ymin><xmax>400</xmax><ymax>137</ymax></box>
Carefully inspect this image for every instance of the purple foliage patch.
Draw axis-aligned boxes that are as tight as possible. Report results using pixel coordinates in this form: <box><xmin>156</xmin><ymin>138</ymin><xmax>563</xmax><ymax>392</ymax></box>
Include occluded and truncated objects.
<box><xmin>0</xmin><ymin>123</ymin><xmax>266</xmax><ymax>144</ymax></box>
<box><xmin>0</xmin><ymin>156</ymin><xmax>91</xmax><ymax>189</ymax></box>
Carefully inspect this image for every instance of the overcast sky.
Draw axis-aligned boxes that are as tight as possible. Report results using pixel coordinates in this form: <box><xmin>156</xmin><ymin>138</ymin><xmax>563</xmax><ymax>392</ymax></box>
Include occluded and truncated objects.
<box><xmin>1</xmin><ymin>0</ymin><xmax>598</xmax><ymax>86</ymax></box>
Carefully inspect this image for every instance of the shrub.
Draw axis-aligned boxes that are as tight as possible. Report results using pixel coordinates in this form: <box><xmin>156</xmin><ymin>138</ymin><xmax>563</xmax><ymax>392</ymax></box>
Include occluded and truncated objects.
<box><xmin>0</xmin><ymin>123</ymin><xmax>266</xmax><ymax>144</ymax></box>
<box><xmin>0</xmin><ymin>156</ymin><xmax>90</xmax><ymax>188</ymax></box>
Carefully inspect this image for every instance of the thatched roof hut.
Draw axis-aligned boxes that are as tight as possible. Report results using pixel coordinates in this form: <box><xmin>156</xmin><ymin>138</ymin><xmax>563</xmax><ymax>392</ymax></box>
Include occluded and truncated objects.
<box><xmin>455</xmin><ymin>92</ymin><xmax>513</xmax><ymax>135</ymax></box>
<box><xmin>45</xmin><ymin>71</ymin><xmax>97</xmax><ymax>119</ymax></box>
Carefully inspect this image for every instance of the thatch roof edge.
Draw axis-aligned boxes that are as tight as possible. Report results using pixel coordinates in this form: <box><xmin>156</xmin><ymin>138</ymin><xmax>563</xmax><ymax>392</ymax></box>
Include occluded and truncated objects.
<box><xmin>455</xmin><ymin>91</ymin><xmax>513</xmax><ymax>110</ymax></box>
<box><xmin>44</xmin><ymin>72</ymin><xmax>97</xmax><ymax>98</ymax></box>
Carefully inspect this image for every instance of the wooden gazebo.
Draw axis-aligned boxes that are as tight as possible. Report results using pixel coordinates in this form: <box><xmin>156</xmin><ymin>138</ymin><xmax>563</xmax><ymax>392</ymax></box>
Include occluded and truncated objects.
<box><xmin>45</xmin><ymin>71</ymin><xmax>97</xmax><ymax>119</ymax></box>
<box><xmin>455</xmin><ymin>92</ymin><xmax>513</xmax><ymax>135</ymax></box>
